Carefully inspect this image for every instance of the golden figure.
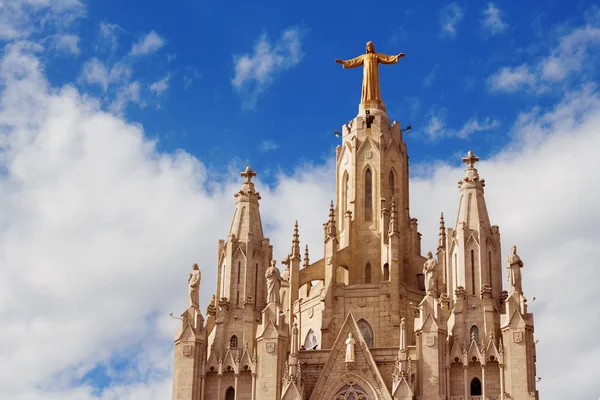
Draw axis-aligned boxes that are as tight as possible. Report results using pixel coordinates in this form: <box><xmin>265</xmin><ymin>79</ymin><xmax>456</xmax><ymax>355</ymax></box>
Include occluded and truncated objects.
<box><xmin>336</xmin><ymin>41</ymin><xmax>405</xmax><ymax>106</ymax></box>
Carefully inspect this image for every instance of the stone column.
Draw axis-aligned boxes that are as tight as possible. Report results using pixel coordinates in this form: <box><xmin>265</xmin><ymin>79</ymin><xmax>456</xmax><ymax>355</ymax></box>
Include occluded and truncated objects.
<box><xmin>200</xmin><ymin>376</ymin><xmax>205</xmax><ymax>400</ymax></box>
<box><xmin>251</xmin><ymin>372</ymin><xmax>257</xmax><ymax>400</ymax></box>
<box><xmin>499</xmin><ymin>365</ymin><xmax>505</xmax><ymax>399</ymax></box>
<box><xmin>217</xmin><ymin>374</ymin><xmax>222</xmax><ymax>400</ymax></box>
<box><xmin>445</xmin><ymin>366</ymin><xmax>450</xmax><ymax>398</ymax></box>
<box><xmin>234</xmin><ymin>373</ymin><xmax>238</xmax><ymax>400</ymax></box>
<box><xmin>463</xmin><ymin>366</ymin><xmax>469</xmax><ymax>400</ymax></box>
<box><xmin>481</xmin><ymin>364</ymin><xmax>486</xmax><ymax>400</ymax></box>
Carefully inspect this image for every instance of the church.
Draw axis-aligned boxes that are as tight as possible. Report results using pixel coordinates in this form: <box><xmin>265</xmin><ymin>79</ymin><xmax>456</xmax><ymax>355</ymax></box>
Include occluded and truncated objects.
<box><xmin>171</xmin><ymin>42</ymin><xmax>539</xmax><ymax>400</ymax></box>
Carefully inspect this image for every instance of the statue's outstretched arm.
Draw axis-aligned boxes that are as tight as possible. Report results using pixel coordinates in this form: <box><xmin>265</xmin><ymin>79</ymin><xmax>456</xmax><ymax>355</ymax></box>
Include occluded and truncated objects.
<box><xmin>336</xmin><ymin>55</ymin><xmax>364</xmax><ymax>68</ymax></box>
<box><xmin>377</xmin><ymin>52</ymin><xmax>406</xmax><ymax>64</ymax></box>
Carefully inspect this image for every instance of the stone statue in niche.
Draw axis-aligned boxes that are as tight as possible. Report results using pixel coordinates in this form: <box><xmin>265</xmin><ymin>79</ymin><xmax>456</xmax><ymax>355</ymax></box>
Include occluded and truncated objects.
<box><xmin>265</xmin><ymin>260</ymin><xmax>282</xmax><ymax>305</ymax></box>
<box><xmin>423</xmin><ymin>251</ymin><xmax>438</xmax><ymax>296</ymax></box>
<box><xmin>188</xmin><ymin>263</ymin><xmax>201</xmax><ymax>309</ymax></box>
<box><xmin>506</xmin><ymin>245</ymin><xmax>524</xmax><ymax>294</ymax></box>
<box><xmin>345</xmin><ymin>332</ymin><xmax>356</xmax><ymax>363</ymax></box>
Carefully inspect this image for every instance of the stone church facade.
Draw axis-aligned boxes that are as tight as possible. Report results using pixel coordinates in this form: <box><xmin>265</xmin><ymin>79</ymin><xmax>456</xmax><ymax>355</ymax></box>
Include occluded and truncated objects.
<box><xmin>171</xmin><ymin>43</ymin><xmax>539</xmax><ymax>400</ymax></box>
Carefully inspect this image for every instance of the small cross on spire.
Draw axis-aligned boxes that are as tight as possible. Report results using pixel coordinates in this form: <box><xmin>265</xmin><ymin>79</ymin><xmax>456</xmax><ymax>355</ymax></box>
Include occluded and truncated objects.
<box><xmin>462</xmin><ymin>150</ymin><xmax>479</xmax><ymax>169</ymax></box>
<box><xmin>240</xmin><ymin>165</ymin><xmax>257</xmax><ymax>182</ymax></box>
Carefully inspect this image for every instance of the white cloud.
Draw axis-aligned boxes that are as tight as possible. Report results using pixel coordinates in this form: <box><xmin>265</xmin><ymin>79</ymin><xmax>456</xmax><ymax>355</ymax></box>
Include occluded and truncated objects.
<box><xmin>79</xmin><ymin>58</ymin><xmax>132</xmax><ymax>92</ymax></box>
<box><xmin>489</xmin><ymin>14</ymin><xmax>600</xmax><ymax>92</ymax></box>
<box><xmin>482</xmin><ymin>3</ymin><xmax>508</xmax><ymax>35</ymax></box>
<box><xmin>49</xmin><ymin>34</ymin><xmax>80</xmax><ymax>55</ymax></box>
<box><xmin>130</xmin><ymin>31</ymin><xmax>165</xmax><ymax>56</ymax></box>
<box><xmin>183</xmin><ymin>67</ymin><xmax>200</xmax><ymax>90</ymax></box>
<box><xmin>424</xmin><ymin>112</ymin><xmax>446</xmax><ymax>139</ymax></box>
<box><xmin>439</xmin><ymin>3</ymin><xmax>464</xmax><ymax>38</ymax></box>
<box><xmin>455</xmin><ymin>116</ymin><xmax>500</xmax><ymax>138</ymax></box>
<box><xmin>0</xmin><ymin>0</ymin><xmax>84</xmax><ymax>40</ymax></box>
<box><xmin>231</xmin><ymin>26</ymin><xmax>305</xmax><ymax>109</ymax></box>
<box><xmin>489</xmin><ymin>64</ymin><xmax>537</xmax><ymax>92</ymax></box>
<box><xmin>424</xmin><ymin>112</ymin><xmax>499</xmax><ymax>140</ymax></box>
<box><xmin>259</xmin><ymin>139</ymin><xmax>279</xmax><ymax>152</ymax></box>
<box><xmin>150</xmin><ymin>74</ymin><xmax>170</xmax><ymax>96</ymax></box>
<box><xmin>99</xmin><ymin>21</ymin><xmax>120</xmax><ymax>52</ymax></box>
<box><xmin>110</xmin><ymin>81</ymin><xmax>142</xmax><ymax>113</ymax></box>
<box><xmin>423</xmin><ymin>65</ymin><xmax>438</xmax><ymax>87</ymax></box>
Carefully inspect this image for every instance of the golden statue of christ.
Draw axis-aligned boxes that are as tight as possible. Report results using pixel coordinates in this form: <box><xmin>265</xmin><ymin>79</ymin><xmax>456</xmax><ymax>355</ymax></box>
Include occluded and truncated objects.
<box><xmin>336</xmin><ymin>41</ymin><xmax>405</xmax><ymax>106</ymax></box>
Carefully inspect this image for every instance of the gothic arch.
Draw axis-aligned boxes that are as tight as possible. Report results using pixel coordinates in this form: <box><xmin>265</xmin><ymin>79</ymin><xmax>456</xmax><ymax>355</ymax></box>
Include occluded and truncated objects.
<box><xmin>364</xmin><ymin>167</ymin><xmax>374</xmax><ymax>222</ymax></box>
<box><xmin>365</xmin><ymin>263</ymin><xmax>372</xmax><ymax>283</ymax></box>
<box><xmin>388</xmin><ymin>168</ymin><xmax>397</xmax><ymax>203</ymax></box>
<box><xmin>230</xmin><ymin>335</ymin><xmax>238</xmax><ymax>348</ymax></box>
<box><xmin>225</xmin><ymin>386</ymin><xmax>235</xmax><ymax>400</ymax></box>
<box><xmin>470</xmin><ymin>377</ymin><xmax>482</xmax><ymax>396</ymax></box>
<box><xmin>470</xmin><ymin>325</ymin><xmax>480</xmax><ymax>345</ymax></box>
<box><xmin>357</xmin><ymin>318</ymin><xmax>374</xmax><ymax>348</ymax></box>
<box><xmin>383</xmin><ymin>263</ymin><xmax>389</xmax><ymax>281</ymax></box>
<box><xmin>304</xmin><ymin>329</ymin><xmax>318</xmax><ymax>350</ymax></box>
<box><xmin>341</xmin><ymin>170</ymin><xmax>350</xmax><ymax>215</ymax></box>
<box><xmin>321</xmin><ymin>373</ymin><xmax>378</xmax><ymax>400</ymax></box>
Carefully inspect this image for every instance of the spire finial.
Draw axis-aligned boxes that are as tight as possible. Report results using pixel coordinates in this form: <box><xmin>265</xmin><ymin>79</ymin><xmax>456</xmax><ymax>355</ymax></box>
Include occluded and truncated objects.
<box><xmin>438</xmin><ymin>212</ymin><xmax>446</xmax><ymax>251</ymax></box>
<box><xmin>291</xmin><ymin>220</ymin><xmax>300</xmax><ymax>257</ymax></box>
<box><xmin>303</xmin><ymin>244</ymin><xmax>310</xmax><ymax>268</ymax></box>
<box><xmin>462</xmin><ymin>150</ymin><xmax>479</xmax><ymax>169</ymax></box>
<box><xmin>325</xmin><ymin>201</ymin><xmax>337</xmax><ymax>239</ymax></box>
<box><xmin>329</xmin><ymin>200</ymin><xmax>335</xmax><ymax>222</ymax></box>
<box><xmin>240</xmin><ymin>165</ymin><xmax>257</xmax><ymax>182</ymax></box>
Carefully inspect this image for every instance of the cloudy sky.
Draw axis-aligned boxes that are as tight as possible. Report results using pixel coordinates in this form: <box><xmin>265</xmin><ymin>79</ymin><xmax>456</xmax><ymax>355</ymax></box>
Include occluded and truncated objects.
<box><xmin>0</xmin><ymin>0</ymin><xmax>599</xmax><ymax>398</ymax></box>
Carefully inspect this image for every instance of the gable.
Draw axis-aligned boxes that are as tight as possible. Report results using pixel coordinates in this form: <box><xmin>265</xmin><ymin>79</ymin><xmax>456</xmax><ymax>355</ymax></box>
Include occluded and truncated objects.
<box><xmin>309</xmin><ymin>312</ymin><xmax>392</xmax><ymax>400</ymax></box>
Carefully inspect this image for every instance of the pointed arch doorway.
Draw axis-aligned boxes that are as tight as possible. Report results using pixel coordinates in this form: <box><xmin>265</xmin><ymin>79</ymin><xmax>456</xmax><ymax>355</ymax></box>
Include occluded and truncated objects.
<box><xmin>322</xmin><ymin>374</ymin><xmax>378</xmax><ymax>400</ymax></box>
<box><xmin>333</xmin><ymin>381</ymin><xmax>371</xmax><ymax>400</ymax></box>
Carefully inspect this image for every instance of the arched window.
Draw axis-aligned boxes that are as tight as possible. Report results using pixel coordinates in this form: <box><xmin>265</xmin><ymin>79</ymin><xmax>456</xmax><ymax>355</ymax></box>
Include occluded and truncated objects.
<box><xmin>358</xmin><ymin>319</ymin><xmax>374</xmax><ymax>348</ymax></box>
<box><xmin>383</xmin><ymin>263</ymin><xmax>389</xmax><ymax>281</ymax></box>
<box><xmin>230</xmin><ymin>335</ymin><xmax>238</xmax><ymax>348</ymax></box>
<box><xmin>471</xmin><ymin>249</ymin><xmax>476</xmax><ymax>295</ymax></box>
<box><xmin>304</xmin><ymin>329</ymin><xmax>318</xmax><ymax>350</ymax></box>
<box><xmin>254</xmin><ymin>263</ymin><xmax>258</xmax><ymax>309</ymax></box>
<box><xmin>365</xmin><ymin>263</ymin><xmax>372</xmax><ymax>284</ymax></box>
<box><xmin>237</xmin><ymin>261</ymin><xmax>241</xmax><ymax>284</ymax></box>
<box><xmin>470</xmin><ymin>326</ymin><xmax>479</xmax><ymax>345</ymax></box>
<box><xmin>225</xmin><ymin>387</ymin><xmax>235</xmax><ymax>400</ymax></box>
<box><xmin>342</xmin><ymin>171</ymin><xmax>349</xmax><ymax>217</ymax></box>
<box><xmin>365</xmin><ymin>168</ymin><xmax>373</xmax><ymax>222</ymax></box>
<box><xmin>470</xmin><ymin>377</ymin><xmax>482</xmax><ymax>395</ymax></box>
<box><xmin>389</xmin><ymin>170</ymin><xmax>395</xmax><ymax>203</ymax></box>
<box><xmin>334</xmin><ymin>382</ymin><xmax>370</xmax><ymax>400</ymax></box>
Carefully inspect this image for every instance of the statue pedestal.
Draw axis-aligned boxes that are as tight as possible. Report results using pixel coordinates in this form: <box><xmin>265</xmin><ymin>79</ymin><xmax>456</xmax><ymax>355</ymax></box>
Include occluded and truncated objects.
<box><xmin>359</xmin><ymin>100</ymin><xmax>387</xmax><ymax>116</ymax></box>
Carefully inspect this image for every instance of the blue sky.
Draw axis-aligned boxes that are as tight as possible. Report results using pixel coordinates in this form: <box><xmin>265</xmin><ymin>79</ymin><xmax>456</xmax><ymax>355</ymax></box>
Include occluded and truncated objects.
<box><xmin>40</xmin><ymin>0</ymin><xmax>598</xmax><ymax>177</ymax></box>
<box><xmin>1</xmin><ymin>0</ymin><xmax>600</xmax><ymax>399</ymax></box>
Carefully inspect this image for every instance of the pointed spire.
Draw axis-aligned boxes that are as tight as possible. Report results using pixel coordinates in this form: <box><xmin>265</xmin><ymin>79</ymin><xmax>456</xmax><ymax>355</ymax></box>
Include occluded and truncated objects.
<box><xmin>291</xmin><ymin>220</ymin><xmax>300</xmax><ymax>257</ymax></box>
<box><xmin>325</xmin><ymin>200</ymin><xmax>337</xmax><ymax>239</ymax></box>
<box><xmin>437</xmin><ymin>212</ymin><xmax>446</xmax><ymax>251</ymax></box>
<box><xmin>303</xmin><ymin>244</ymin><xmax>310</xmax><ymax>268</ymax></box>
<box><xmin>389</xmin><ymin>196</ymin><xmax>398</xmax><ymax>235</ymax></box>
<box><xmin>329</xmin><ymin>200</ymin><xmax>335</xmax><ymax>222</ymax></box>
<box><xmin>229</xmin><ymin>165</ymin><xmax>264</xmax><ymax>239</ymax></box>
<box><xmin>459</xmin><ymin>150</ymin><xmax>484</xmax><ymax>185</ymax></box>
